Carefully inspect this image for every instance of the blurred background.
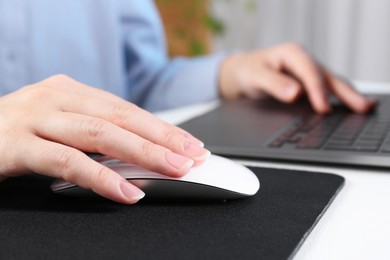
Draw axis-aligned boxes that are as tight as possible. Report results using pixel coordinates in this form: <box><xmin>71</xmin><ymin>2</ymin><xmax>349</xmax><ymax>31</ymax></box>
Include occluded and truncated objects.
<box><xmin>156</xmin><ymin>0</ymin><xmax>390</xmax><ymax>84</ymax></box>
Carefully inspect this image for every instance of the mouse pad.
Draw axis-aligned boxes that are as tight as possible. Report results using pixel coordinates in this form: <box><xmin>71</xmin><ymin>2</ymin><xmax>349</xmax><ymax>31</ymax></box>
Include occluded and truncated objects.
<box><xmin>0</xmin><ymin>167</ymin><xmax>344</xmax><ymax>260</ymax></box>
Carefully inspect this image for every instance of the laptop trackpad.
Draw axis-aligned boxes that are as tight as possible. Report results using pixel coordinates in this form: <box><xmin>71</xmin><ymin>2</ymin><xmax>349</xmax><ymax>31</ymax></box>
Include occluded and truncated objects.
<box><xmin>180</xmin><ymin>98</ymin><xmax>313</xmax><ymax>149</ymax></box>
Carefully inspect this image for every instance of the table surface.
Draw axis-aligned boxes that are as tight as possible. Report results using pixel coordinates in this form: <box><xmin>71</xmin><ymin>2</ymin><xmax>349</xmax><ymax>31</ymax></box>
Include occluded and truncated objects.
<box><xmin>155</xmin><ymin>81</ymin><xmax>390</xmax><ymax>260</ymax></box>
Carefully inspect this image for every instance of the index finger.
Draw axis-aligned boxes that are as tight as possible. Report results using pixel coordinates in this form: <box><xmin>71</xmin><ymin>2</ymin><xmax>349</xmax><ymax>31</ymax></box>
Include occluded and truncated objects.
<box><xmin>65</xmin><ymin>77</ymin><xmax>204</xmax><ymax>147</ymax></box>
<box><xmin>322</xmin><ymin>68</ymin><xmax>376</xmax><ymax>113</ymax></box>
<box><xmin>275</xmin><ymin>43</ymin><xmax>331</xmax><ymax>113</ymax></box>
<box><xmin>59</xmin><ymin>93</ymin><xmax>210</xmax><ymax>165</ymax></box>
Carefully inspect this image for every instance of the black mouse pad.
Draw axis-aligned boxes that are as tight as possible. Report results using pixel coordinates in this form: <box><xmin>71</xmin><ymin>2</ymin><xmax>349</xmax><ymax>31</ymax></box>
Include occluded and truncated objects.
<box><xmin>0</xmin><ymin>167</ymin><xmax>344</xmax><ymax>260</ymax></box>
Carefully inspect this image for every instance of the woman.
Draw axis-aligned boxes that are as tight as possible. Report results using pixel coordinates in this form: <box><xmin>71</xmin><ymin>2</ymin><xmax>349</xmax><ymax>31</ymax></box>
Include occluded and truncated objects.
<box><xmin>0</xmin><ymin>0</ymin><xmax>374</xmax><ymax>204</ymax></box>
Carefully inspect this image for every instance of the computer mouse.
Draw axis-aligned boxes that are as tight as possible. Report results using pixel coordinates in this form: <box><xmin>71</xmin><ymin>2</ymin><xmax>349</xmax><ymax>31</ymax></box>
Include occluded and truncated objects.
<box><xmin>51</xmin><ymin>154</ymin><xmax>260</xmax><ymax>200</ymax></box>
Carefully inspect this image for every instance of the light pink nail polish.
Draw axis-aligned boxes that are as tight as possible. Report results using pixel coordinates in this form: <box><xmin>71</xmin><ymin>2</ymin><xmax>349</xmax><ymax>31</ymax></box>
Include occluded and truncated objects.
<box><xmin>284</xmin><ymin>84</ymin><xmax>298</xmax><ymax>99</ymax></box>
<box><xmin>184</xmin><ymin>141</ymin><xmax>211</xmax><ymax>160</ymax></box>
<box><xmin>120</xmin><ymin>181</ymin><xmax>145</xmax><ymax>203</ymax></box>
<box><xmin>165</xmin><ymin>151</ymin><xmax>194</xmax><ymax>170</ymax></box>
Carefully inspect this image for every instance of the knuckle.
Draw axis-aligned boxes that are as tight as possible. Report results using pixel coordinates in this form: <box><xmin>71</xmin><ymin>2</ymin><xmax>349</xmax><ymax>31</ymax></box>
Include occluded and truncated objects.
<box><xmin>159</xmin><ymin>124</ymin><xmax>177</xmax><ymax>145</ymax></box>
<box><xmin>110</xmin><ymin>102</ymin><xmax>136</xmax><ymax>125</ymax></box>
<box><xmin>45</xmin><ymin>74</ymin><xmax>78</xmax><ymax>91</ymax></box>
<box><xmin>139</xmin><ymin>141</ymin><xmax>155</xmax><ymax>163</ymax></box>
<box><xmin>20</xmin><ymin>74</ymin><xmax>74</xmax><ymax>98</ymax></box>
<box><xmin>20</xmin><ymin>82</ymin><xmax>60</xmax><ymax>102</ymax></box>
<box><xmin>125</xmin><ymin>103</ymin><xmax>142</xmax><ymax>121</ymax></box>
<box><xmin>49</xmin><ymin>74</ymin><xmax>73</xmax><ymax>83</ymax></box>
<box><xmin>53</xmin><ymin>149</ymin><xmax>78</xmax><ymax>181</ymax></box>
<box><xmin>91</xmin><ymin>166</ymin><xmax>112</xmax><ymax>188</ymax></box>
<box><xmin>80</xmin><ymin>118</ymin><xmax>109</xmax><ymax>147</ymax></box>
<box><xmin>109</xmin><ymin>101</ymin><xmax>145</xmax><ymax>127</ymax></box>
<box><xmin>26</xmin><ymin>85</ymin><xmax>53</xmax><ymax>100</ymax></box>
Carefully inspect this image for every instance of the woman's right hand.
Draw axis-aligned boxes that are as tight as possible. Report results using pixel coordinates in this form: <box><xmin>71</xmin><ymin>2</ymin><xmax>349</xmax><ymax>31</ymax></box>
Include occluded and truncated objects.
<box><xmin>0</xmin><ymin>75</ymin><xmax>210</xmax><ymax>204</ymax></box>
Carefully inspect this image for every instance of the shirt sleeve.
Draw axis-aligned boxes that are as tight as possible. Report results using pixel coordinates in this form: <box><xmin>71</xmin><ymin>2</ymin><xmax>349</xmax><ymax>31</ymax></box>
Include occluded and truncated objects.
<box><xmin>121</xmin><ymin>0</ymin><xmax>225</xmax><ymax>112</ymax></box>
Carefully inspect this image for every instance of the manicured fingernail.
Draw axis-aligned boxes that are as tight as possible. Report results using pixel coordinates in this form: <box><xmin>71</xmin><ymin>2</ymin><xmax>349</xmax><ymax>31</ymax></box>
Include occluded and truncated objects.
<box><xmin>311</xmin><ymin>92</ymin><xmax>330</xmax><ymax>114</ymax></box>
<box><xmin>120</xmin><ymin>181</ymin><xmax>145</xmax><ymax>203</ymax></box>
<box><xmin>165</xmin><ymin>151</ymin><xmax>194</xmax><ymax>170</ymax></box>
<box><xmin>317</xmin><ymin>102</ymin><xmax>331</xmax><ymax>114</ymax></box>
<box><xmin>284</xmin><ymin>84</ymin><xmax>298</xmax><ymax>99</ymax></box>
<box><xmin>184</xmin><ymin>141</ymin><xmax>211</xmax><ymax>160</ymax></box>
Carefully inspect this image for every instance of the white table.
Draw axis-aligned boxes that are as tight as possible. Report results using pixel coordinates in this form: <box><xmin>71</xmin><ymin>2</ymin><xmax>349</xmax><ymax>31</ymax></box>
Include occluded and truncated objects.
<box><xmin>155</xmin><ymin>81</ymin><xmax>390</xmax><ymax>260</ymax></box>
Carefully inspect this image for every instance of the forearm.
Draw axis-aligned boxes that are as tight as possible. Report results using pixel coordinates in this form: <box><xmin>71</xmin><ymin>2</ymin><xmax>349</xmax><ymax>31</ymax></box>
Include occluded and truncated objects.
<box><xmin>130</xmin><ymin>53</ymin><xmax>226</xmax><ymax>112</ymax></box>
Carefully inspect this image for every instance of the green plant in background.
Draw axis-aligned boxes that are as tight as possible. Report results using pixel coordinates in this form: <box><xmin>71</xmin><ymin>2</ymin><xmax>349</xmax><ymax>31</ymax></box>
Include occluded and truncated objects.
<box><xmin>156</xmin><ymin>0</ymin><xmax>256</xmax><ymax>56</ymax></box>
<box><xmin>204</xmin><ymin>13</ymin><xmax>225</xmax><ymax>36</ymax></box>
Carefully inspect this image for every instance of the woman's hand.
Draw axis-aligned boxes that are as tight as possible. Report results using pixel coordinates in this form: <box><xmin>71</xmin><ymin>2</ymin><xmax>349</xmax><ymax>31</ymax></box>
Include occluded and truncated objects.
<box><xmin>219</xmin><ymin>42</ymin><xmax>376</xmax><ymax>114</ymax></box>
<box><xmin>0</xmin><ymin>75</ymin><xmax>210</xmax><ymax>204</ymax></box>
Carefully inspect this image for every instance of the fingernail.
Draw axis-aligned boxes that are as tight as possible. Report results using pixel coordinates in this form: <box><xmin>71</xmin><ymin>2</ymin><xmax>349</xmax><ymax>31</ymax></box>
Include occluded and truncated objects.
<box><xmin>165</xmin><ymin>151</ymin><xmax>194</xmax><ymax>170</ymax></box>
<box><xmin>184</xmin><ymin>141</ymin><xmax>211</xmax><ymax>160</ymax></box>
<box><xmin>366</xmin><ymin>97</ymin><xmax>378</xmax><ymax>104</ymax></box>
<box><xmin>284</xmin><ymin>84</ymin><xmax>298</xmax><ymax>99</ymax></box>
<box><xmin>120</xmin><ymin>181</ymin><xmax>145</xmax><ymax>203</ymax></box>
<box><xmin>316</xmin><ymin>102</ymin><xmax>332</xmax><ymax>114</ymax></box>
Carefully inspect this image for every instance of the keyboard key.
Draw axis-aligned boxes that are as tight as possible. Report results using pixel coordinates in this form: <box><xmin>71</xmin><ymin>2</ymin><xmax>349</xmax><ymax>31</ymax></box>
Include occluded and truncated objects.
<box><xmin>268</xmin><ymin>103</ymin><xmax>390</xmax><ymax>153</ymax></box>
<box><xmin>296</xmin><ymin>137</ymin><xmax>325</xmax><ymax>149</ymax></box>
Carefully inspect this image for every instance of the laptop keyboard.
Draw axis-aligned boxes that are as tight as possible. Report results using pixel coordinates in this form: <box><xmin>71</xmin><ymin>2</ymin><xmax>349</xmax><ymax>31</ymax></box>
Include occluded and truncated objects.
<box><xmin>269</xmin><ymin>97</ymin><xmax>390</xmax><ymax>153</ymax></box>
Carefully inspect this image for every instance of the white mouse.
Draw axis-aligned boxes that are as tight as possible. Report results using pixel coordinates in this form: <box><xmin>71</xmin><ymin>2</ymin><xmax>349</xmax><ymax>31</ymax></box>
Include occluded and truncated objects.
<box><xmin>51</xmin><ymin>154</ymin><xmax>260</xmax><ymax>200</ymax></box>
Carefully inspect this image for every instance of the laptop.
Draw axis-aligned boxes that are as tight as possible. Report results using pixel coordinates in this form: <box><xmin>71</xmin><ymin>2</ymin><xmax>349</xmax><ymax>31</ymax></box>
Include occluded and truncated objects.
<box><xmin>179</xmin><ymin>95</ymin><xmax>390</xmax><ymax>168</ymax></box>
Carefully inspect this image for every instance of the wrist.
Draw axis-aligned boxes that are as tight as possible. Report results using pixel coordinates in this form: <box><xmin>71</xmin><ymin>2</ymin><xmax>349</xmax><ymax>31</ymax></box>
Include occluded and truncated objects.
<box><xmin>218</xmin><ymin>54</ymin><xmax>245</xmax><ymax>99</ymax></box>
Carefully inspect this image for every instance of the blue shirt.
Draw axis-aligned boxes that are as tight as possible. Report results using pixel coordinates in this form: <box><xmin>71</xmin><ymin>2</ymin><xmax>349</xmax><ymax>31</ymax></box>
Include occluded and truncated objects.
<box><xmin>0</xmin><ymin>0</ymin><xmax>223</xmax><ymax>111</ymax></box>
